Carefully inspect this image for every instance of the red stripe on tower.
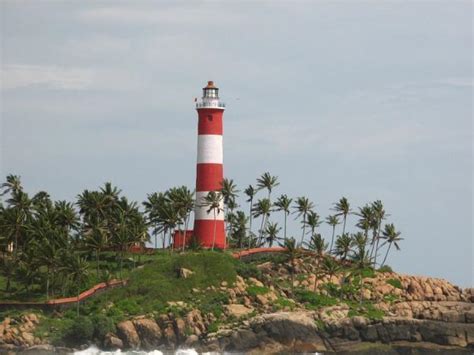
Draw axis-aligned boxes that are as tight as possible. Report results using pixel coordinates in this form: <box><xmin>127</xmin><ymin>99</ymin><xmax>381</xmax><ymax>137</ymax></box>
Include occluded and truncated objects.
<box><xmin>193</xmin><ymin>81</ymin><xmax>226</xmax><ymax>248</ymax></box>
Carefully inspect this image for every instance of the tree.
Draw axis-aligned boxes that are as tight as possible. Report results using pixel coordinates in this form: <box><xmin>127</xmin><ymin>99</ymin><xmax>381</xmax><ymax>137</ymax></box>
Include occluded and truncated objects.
<box><xmin>349</xmin><ymin>239</ymin><xmax>373</xmax><ymax>304</ymax></box>
<box><xmin>334</xmin><ymin>233</ymin><xmax>352</xmax><ymax>261</ymax></box>
<box><xmin>293</xmin><ymin>196</ymin><xmax>314</xmax><ymax>247</ymax></box>
<box><xmin>305</xmin><ymin>233</ymin><xmax>327</xmax><ymax>258</ymax></box>
<box><xmin>201</xmin><ymin>191</ymin><xmax>224</xmax><ymax>250</ymax></box>
<box><xmin>244</xmin><ymin>185</ymin><xmax>257</xmax><ymax>249</ymax></box>
<box><xmin>332</xmin><ymin>197</ymin><xmax>351</xmax><ymax>235</ymax></box>
<box><xmin>0</xmin><ymin>174</ymin><xmax>22</xmax><ymax>196</ymax></box>
<box><xmin>319</xmin><ymin>255</ymin><xmax>341</xmax><ymax>292</ymax></box>
<box><xmin>379</xmin><ymin>223</ymin><xmax>402</xmax><ymax>267</ymax></box>
<box><xmin>62</xmin><ymin>255</ymin><xmax>89</xmax><ymax>315</ymax></box>
<box><xmin>229</xmin><ymin>211</ymin><xmax>248</xmax><ymax>249</ymax></box>
<box><xmin>256</xmin><ymin>172</ymin><xmax>279</xmax><ymax>202</ymax></box>
<box><xmin>263</xmin><ymin>221</ymin><xmax>281</xmax><ymax>247</ymax></box>
<box><xmin>274</xmin><ymin>194</ymin><xmax>292</xmax><ymax>239</ymax></box>
<box><xmin>305</xmin><ymin>210</ymin><xmax>322</xmax><ymax>238</ymax></box>
<box><xmin>371</xmin><ymin>200</ymin><xmax>388</xmax><ymax>266</ymax></box>
<box><xmin>221</xmin><ymin>179</ymin><xmax>239</xmax><ymax>236</ymax></box>
<box><xmin>251</xmin><ymin>198</ymin><xmax>272</xmax><ymax>245</ymax></box>
<box><xmin>83</xmin><ymin>221</ymin><xmax>108</xmax><ymax>276</ymax></box>
<box><xmin>355</xmin><ymin>205</ymin><xmax>374</xmax><ymax>242</ymax></box>
<box><xmin>143</xmin><ymin>192</ymin><xmax>168</xmax><ymax>249</ymax></box>
<box><xmin>325</xmin><ymin>215</ymin><xmax>340</xmax><ymax>254</ymax></box>
<box><xmin>280</xmin><ymin>237</ymin><xmax>299</xmax><ymax>295</ymax></box>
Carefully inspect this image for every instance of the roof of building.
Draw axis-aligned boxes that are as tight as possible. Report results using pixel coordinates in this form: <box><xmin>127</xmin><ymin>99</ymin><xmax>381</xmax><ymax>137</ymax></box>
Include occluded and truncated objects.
<box><xmin>204</xmin><ymin>81</ymin><xmax>217</xmax><ymax>89</ymax></box>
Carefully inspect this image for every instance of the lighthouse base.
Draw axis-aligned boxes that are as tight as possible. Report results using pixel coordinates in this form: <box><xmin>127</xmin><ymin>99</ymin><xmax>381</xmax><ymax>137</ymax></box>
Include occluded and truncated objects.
<box><xmin>193</xmin><ymin>220</ymin><xmax>226</xmax><ymax>249</ymax></box>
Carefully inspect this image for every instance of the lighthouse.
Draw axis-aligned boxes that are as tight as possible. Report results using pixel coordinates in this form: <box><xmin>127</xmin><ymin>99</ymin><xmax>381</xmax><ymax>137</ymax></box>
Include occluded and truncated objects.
<box><xmin>193</xmin><ymin>81</ymin><xmax>226</xmax><ymax>248</ymax></box>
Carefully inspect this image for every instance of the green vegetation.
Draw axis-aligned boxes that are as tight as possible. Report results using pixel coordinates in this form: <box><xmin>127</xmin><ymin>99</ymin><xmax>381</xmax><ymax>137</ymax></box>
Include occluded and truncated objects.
<box><xmin>294</xmin><ymin>289</ymin><xmax>339</xmax><ymax>309</ymax></box>
<box><xmin>386</xmin><ymin>278</ymin><xmax>403</xmax><ymax>289</ymax></box>
<box><xmin>246</xmin><ymin>285</ymin><xmax>270</xmax><ymax>296</ymax></box>
<box><xmin>347</xmin><ymin>301</ymin><xmax>385</xmax><ymax>320</ymax></box>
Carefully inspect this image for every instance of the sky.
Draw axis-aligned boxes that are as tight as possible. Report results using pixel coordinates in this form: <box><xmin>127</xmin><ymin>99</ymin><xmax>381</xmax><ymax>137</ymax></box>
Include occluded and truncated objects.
<box><xmin>0</xmin><ymin>1</ymin><xmax>472</xmax><ymax>286</ymax></box>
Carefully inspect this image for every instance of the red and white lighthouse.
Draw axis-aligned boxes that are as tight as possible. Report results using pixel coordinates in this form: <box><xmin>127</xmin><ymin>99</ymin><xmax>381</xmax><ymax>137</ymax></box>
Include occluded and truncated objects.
<box><xmin>193</xmin><ymin>81</ymin><xmax>226</xmax><ymax>248</ymax></box>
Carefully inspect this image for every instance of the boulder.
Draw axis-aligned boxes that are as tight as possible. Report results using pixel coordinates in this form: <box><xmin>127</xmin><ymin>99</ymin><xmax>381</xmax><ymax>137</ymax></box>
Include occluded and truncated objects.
<box><xmin>133</xmin><ymin>318</ymin><xmax>161</xmax><ymax>349</ymax></box>
<box><xmin>224</xmin><ymin>304</ymin><xmax>254</xmax><ymax>318</ymax></box>
<box><xmin>103</xmin><ymin>332</ymin><xmax>124</xmax><ymax>350</ymax></box>
<box><xmin>117</xmin><ymin>320</ymin><xmax>140</xmax><ymax>349</ymax></box>
<box><xmin>179</xmin><ymin>268</ymin><xmax>194</xmax><ymax>279</ymax></box>
<box><xmin>248</xmin><ymin>277</ymin><xmax>264</xmax><ymax>288</ymax></box>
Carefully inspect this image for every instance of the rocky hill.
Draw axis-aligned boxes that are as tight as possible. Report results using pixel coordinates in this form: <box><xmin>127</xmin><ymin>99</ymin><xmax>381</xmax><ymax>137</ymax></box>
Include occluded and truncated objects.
<box><xmin>0</xmin><ymin>252</ymin><xmax>473</xmax><ymax>354</ymax></box>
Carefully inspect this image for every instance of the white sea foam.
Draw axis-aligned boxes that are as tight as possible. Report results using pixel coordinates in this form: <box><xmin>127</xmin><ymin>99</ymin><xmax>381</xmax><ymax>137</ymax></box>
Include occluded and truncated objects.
<box><xmin>73</xmin><ymin>346</ymin><xmax>201</xmax><ymax>355</ymax></box>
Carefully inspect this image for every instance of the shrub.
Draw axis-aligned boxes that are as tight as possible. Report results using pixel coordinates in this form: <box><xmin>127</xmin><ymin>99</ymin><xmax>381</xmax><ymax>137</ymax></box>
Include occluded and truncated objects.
<box><xmin>386</xmin><ymin>278</ymin><xmax>403</xmax><ymax>289</ymax></box>
<box><xmin>92</xmin><ymin>314</ymin><xmax>115</xmax><ymax>340</ymax></box>
<box><xmin>207</xmin><ymin>321</ymin><xmax>219</xmax><ymax>333</ymax></box>
<box><xmin>64</xmin><ymin>316</ymin><xmax>94</xmax><ymax>346</ymax></box>
<box><xmin>273</xmin><ymin>297</ymin><xmax>295</xmax><ymax>311</ymax></box>
<box><xmin>234</xmin><ymin>261</ymin><xmax>262</xmax><ymax>279</ymax></box>
<box><xmin>378</xmin><ymin>265</ymin><xmax>393</xmax><ymax>273</ymax></box>
<box><xmin>294</xmin><ymin>289</ymin><xmax>338</xmax><ymax>309</ymax></box>
<box><xmin>246</xmin><ymin>285</ymin><xmax>269</xmax><ymax>297</ymax></box>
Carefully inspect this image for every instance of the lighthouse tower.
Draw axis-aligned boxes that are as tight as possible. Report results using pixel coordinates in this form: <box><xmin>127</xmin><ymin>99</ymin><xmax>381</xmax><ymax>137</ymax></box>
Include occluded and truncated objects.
<box><xmin>193</xmin><ymin>81</ymin><xmax>226</xmax><ymax>248</ymax></box>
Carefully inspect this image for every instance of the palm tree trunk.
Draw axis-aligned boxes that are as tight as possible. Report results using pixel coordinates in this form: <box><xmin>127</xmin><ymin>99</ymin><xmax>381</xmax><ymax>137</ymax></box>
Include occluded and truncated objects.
<box><xmin>300</xmin><ymin>212</ymin><xmax>306</xmax><ymax>247</ymax></box>
<box><xmin>182</xmin><ymin>215</ymin><xmax>189</xmax><ymax>252</ymax></box>
<box><xmin>342</xmin><ymin>215</ymin><xmax>347</xmax><ymax>235</ymax></box>
<box><xmin>212</xmin><ymin>210</ymin><xmax>217</xmax><ymax>250</ymax></box>
<box><xmin>284</xmin><ymin>212</ymin><xmax>287</xmax><ymax>239</ymax></box>
<box><xmin>374</xmin><ymin>236</ymin><xmax>382</xmax><ymax>266</ymax></box>
<box><xmin>381</xmin><ymin>243</ymin><xmax>391</xmax><ymax>267</ymax></box>
<box><xmin>330</xmin><ymin>226</ymin><xmax>335</xmax><ymax>253</ymax></box>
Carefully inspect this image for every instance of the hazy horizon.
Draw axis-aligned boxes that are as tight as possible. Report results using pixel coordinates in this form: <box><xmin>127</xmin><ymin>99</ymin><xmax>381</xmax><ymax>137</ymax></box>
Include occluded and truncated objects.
<box><xmin>1</xmin><ymin>1</ymin><xmax>472</xmax><ymax>286</ymax></box>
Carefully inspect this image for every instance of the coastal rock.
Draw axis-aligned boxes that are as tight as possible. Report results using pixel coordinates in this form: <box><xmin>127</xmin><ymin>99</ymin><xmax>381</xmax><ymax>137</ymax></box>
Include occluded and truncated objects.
<box><xmin>103</xmin><ymin>333</ymin><xmax>123</xmax><ymax>350</ymax></box>
<box><xmin>117</xmin><ymin>320</ymin><xmax>140</xmax><ymax>349</ymax></box>
<box><xmin>224</xmin><ymin>304</ymin><xmax>254</xmax><ymax>318</ymax></box>
<box><xmin>133</xmin><ymin>318</ymin><xmax>161</xmax><ymax>349</ymax></box>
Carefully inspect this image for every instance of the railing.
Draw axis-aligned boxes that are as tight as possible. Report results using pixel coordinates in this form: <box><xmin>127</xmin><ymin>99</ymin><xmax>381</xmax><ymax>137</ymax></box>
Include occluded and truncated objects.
<box><xmin>196</xmin><ymin>101</ymin><xmax>226</xmax><ymax>109</ymax></box>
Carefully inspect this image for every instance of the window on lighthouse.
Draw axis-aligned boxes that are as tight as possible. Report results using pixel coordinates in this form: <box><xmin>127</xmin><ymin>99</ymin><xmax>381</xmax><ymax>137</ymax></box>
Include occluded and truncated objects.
<box><xmin>205</xmin><ymin>89</ymin><xmax>218</xmax><ymax>98</ymax></box>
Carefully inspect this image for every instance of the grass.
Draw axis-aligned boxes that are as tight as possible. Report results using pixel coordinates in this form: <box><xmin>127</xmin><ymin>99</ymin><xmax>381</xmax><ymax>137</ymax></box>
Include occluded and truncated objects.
<box><xmin>31</xmin><ymin>251</ymin><xmax>237</xmax><ymax>346</ymax></box>
<box><xmin>246</xmin><ymin>285</ymin><xmax>270</xmax><ymax>297</ymax></box>
<box><xmin>294</xmin><ymin>288</ymin><xmax>339</xmax><ymax>310</ymax></box>
<box><xmin>386</xmin><ymin>278</ymin><xmax>403</xmax><ymax>289</ymax></box>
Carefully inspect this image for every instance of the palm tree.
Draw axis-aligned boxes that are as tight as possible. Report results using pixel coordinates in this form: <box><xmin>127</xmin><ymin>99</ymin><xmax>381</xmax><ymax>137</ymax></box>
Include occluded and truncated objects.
<box><xmin>54</xmin><ymin>201</ymin><xmax>80</xmax><ymax>233</ymax></box>
<box><xmin>320</xmin><ymin>256</ymin><xmax>341</xmax><ymax>283</ymax></box>
<box><xmin>143</xmin><ymin>192</ymin><xmax>168</xmax><ymax>249</ymax></box>
<box><xmin>244</xmin><ymin>185</ymin><xmax>257</xmax><ymax>242</ymax></box>
<box><xmin>221</xmin><ymin>178</ymin><xmax>239</xmax><ymax>228</ymax></box>
<box><xmin>293</xmin><ymin>196</ymin><xmax>314</xmax><ymax>247</ymax></box>
<box><xmin>274</xmin><ymin>194</ymin><xmax>292</xmax><ymax>239</ymax></box>
<box><xmin>355</xmin><ymin>205</ymin><xmax>374</xmax><ymax>242</ymax></box>
<box><xmin>379</xmin><ymin>223</ymin><xmax>402</xmax><ymax>267</ymax></box>
<box><xmin>229</xmin><ymin>211</ymin><xmax>248</xmax><ymax>249</ymax></box>
<box><xmin>0</xmin><ymin>174</ymin><xmax>22</xmax><ymax>196</ymax></box>
<box><xmin>332</xmin><ymin>197</ymin><xmax>351</xmax><ymax>235</ymax></box>
<box><xmin>349</xmin><ymin>241</ymin><xmax>373</xmax><ymax>304</ymax></box>
<box><xmin>263</xmin><ymin>221</ymin><xmax>281</xmax><ymax>247</ymax></box>
<box><xmin>326</xmin><ymin>215</ymin><xmax>340</xmax><ymax>253</ymax></box>
<box><xmin>201</xmin><ymin>191</ymin><xmax>223</xmax><ymax>250</ymax></box>
<box><xmin>371</xmin><ymin>200</ymin><xmax>388</xmax><ymax>266</ymax></box>
<box><xmin>334</xmin><ymin>233</ymin><xmax>352</xmax><ymax>261</ymax></box>
<box><xmin>62</xmin><ymin>255</ymin><xmax>89</xmax><ymax>315</ymax></box>
<box><xmin>251</xmin><ymin>198</ymin><xmax>272</xmax><ymax>245</ymax></box>
<box><xmin>83</xmin><ymin>221</ymin><xmax>108</xmax><ymax>276</ymax></box>
<box><xmin>256</xmin><ymin>172</ymin><xmax>279</xmax><ymax>202</ymax></box>
<box><xmin>305</xmin><ymin>233</ymin><xmax>327</xmax><ymax>258</ymax></box>
<box><xmin>280</xmin><ymin>237</ymin><xmax>299</xmax><ymax>295</ymax></box>
<box><xmin>168</xmin><ymin>186</ymin><xmax>194</xmax><ymax>251</ymax></box>
<box><xmin>305</xmin><ymin>210</ymin><xmax>322</xmax><ymax>238</ymax></box>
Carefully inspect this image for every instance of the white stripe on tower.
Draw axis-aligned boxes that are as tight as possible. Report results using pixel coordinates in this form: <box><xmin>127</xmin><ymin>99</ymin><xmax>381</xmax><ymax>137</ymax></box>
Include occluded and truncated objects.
<box><xmin>194</xmin><ymin>191</ymin><xmax>225</xmax><ymax>220</ymax></box>
<box><xmin>197</xmin><ymin>135</ymin><xmax>223</xmax><ymax>164</ymax></box>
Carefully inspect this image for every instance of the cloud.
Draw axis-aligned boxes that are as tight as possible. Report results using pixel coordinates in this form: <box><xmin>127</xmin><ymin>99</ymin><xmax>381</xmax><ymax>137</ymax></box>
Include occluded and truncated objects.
<box><xmin>1</xmin><ymin>64</ymin><xmax>94</xmax><ymax>90</ymax></box>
